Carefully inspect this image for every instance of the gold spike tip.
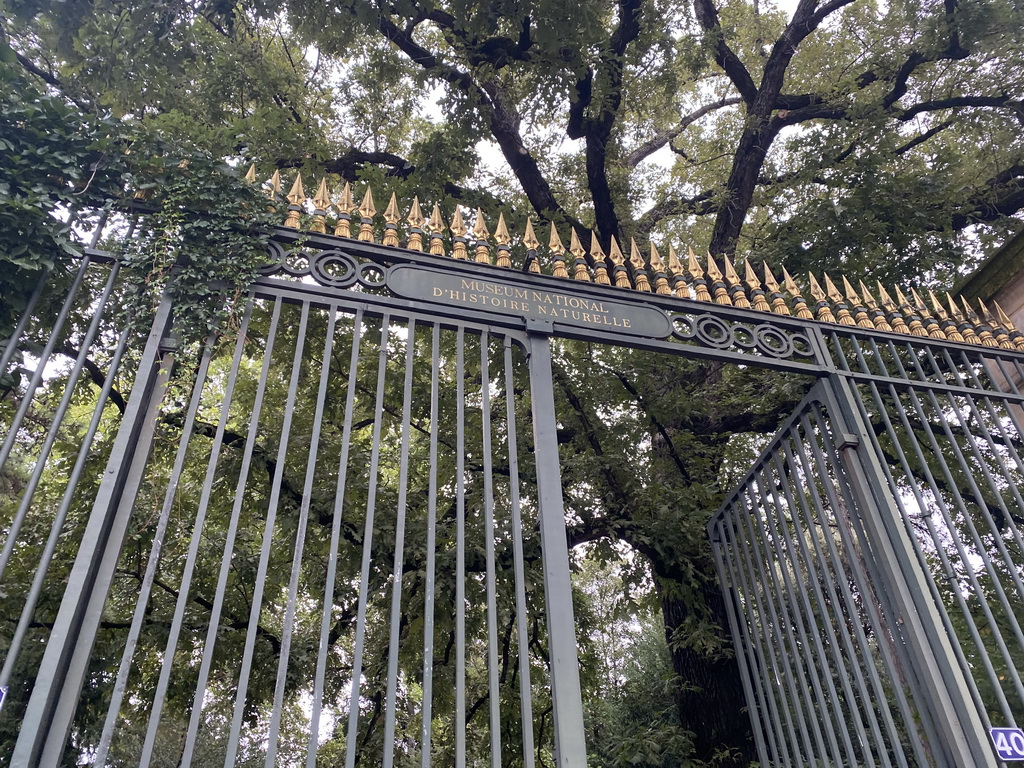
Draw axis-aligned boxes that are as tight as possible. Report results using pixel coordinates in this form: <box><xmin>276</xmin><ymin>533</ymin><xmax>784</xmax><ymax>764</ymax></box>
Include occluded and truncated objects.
<box><xmin>823</xmin><ymin>274</ymin><xmax>843</xmax><ymax>303</ymax></box>
<box><xmin>268</xmin><ymin>169</ymin><xmax>282</xmax><ymax>196</ymax></box>
<box><xmin>451</xmin><ymin>207</ymin><xmax>466</xmax><ymax>235</ymax></box>
<box><xmin>523</xmin><ymin>218</ymin><xmax>540</xmax><ymax>250</ymax></box>
<box><xmin>649</xmin><ymin>242</ymin><xmax>666</xmax><ymax>272</ymax></box>
<box><xmin>427</xmin><ymin>203</ymin><xmax>445</xmax><ymax>234</ymax></box>
<box><xmin>894</xmin><ymin>286</ymin><xmax>912</xmax><ymax>309</ymax></box>
<box><xmin>842</xmin><ymin>276</ymin><xmax>861</xmax><ymax>304</ymax></box>
<box><xmin>744</xmin><ymin>260</ymin><xmax>761</xmax><ymax>291</ymax></box>
<box><xmin>312</xmin><ymin>178</ymin><xmax>331</xmax><ymax>211</ymax></box>
<box><xmin>723</xmin><ymin>255</ymin><xmax>740</xmax><ymax>285</ymax></box>
<box><xmin>548</xmin><ymin>223</ymin><xmax>566</xmax><ymax>254</ymax></box>
<box><xmin>337</xmin><ymin>182</ymin><xmax>354</xmax><ymax>213</ymax></box>
<box><xmin>472</xmin><ymin>209</ymin><xmax>490</xmax><ymax>240</ymax></box>
<box><xmin>705</xmin><ymin>254</ymin><xmax>723</xmax><ymax>281</ymax></box>
<box><xmin>384</xmin><ymin>192</ymin><xmax>401</xmax><ymax>224</ymax></box>
<box><xmin>286</xmin><ymin>173</ymin><xmax>306</xmax><ymax>206</ymax></box>
<box><xmin>608</xmin><ymin>236</ymin><xmax>625</xmax><ymax>266</ymax></box>
<box><xmin>244</xmin><ymin>164</ymin><xmax>257</xmax><ymax>184</ymax></box>
<box><xmin>995</xmin><ymin>301</ymin><xmax>1017</xmax><ymax>329</ymax></box>
<box><xmin>859</xmin><ymin>280</ymin><xmax>878</xmax><ymax>306</ymax></box>
<box><xmin>928</xmin><ymin>289</ymin><xmax>947</xmax><ymax>317</ymax></box>
<box><xmin>910</xmin><ymin>288</ymin><xmax>929</xmax><ymax>312</ymax></box>
<box><xmin>687</xmin><ymin>247</ymin><xmax>704</xmax><ymax>279</ymax></box>
<box><xmin>978</xmin><ymin>298</ymin><xmax>994</xmax><ymax>321</ymax></box>
<box><xmin>782</xmin><ymin>267</ymin><xmax>801</xmax><ymax>296</ymax></box>
<box><xmin>667</xmin><ymin>245</ymin><xmax>683</xmax><ymax>276</ymax></box>
<box><xmin>877</xmin><ymin>282</ymin><xmax>896</xmax><ymax>309</ymax></box>
<box><xmin>763</xmin><ymin>262</ymin><xmax>780</xmax><ymax>292</ymax></box>
<box><xmin>629</xmin><ymin>239</ymin><xmax>646</xmax><ymax>270</ymax></box>
<box><xmin>946</xmin><ymin>293</ymin><xmax>964</xmax><ymax>320</ymax></box>
<box><xmin>587</xmin><ymin>231</ymin><xmax>605</xmax><ymax>259</ymax></box>
<box><xmin>807</xmin><ymin>274</ymin><xmax>826</xmax><ymax>301</ymax></box>
<box><xmin>358</xmin><ymin>187</ymin><xmax>376</xmax><ymax>218</ymax></box>
<box><xmin>494</xmin><ymin>213</ymin><xmax>511</xmax><ymax>246</ymax></box>
<box><xmin>407</xmin><ymin>197</ymin><xmax>425</xmax><ymax>228</ymax></box>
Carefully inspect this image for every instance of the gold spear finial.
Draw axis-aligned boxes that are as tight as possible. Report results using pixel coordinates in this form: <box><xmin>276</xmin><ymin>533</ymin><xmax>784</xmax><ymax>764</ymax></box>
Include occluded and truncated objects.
<box><xmin>450</xmin><ymin>207</ymin><xmax>468</xmax><ymax>259</ymax></box>
<box><xmin>744</xmin><ymin>260</ymin><xmax>770</xmax><ymax>312</ymax></box>
<box><xmin>382</xmin><ymin>192</ymin><xmax>401</xmax><ymax>247</ymax></box>
<box><xmin>706</xmin><ymin>254</ymin><xmax>731</xmax><ymax>305</ymax></box>
<box><xmin>587</xmin><ymin>231</ymin><xmax>609</xmax><ymax>284</ymax></box>
<box><xmin>783</xmin><ymin>268</ymin><xmax>813</xmax><ymax>319</ymax></box>
<box><xmin>878</xmin><ymin>282</ymin><xmax>910</xmax><ymax>334</ymax></box>
<box><xmin>649</xmin><ymin>243</ymin><xmax>671</xmax><ymax>295</ymax></box>
<box><xmin>947</xmin><ymin>293</ymin><xmax>980</xmax><ymax>344</ymax></box>
<box><xmin>608</xmin><ymin>236</ymin><xmax>630</xmax><ymax>288</ymax></box>
<box><xmin>859</xmin><ymin>280</ymin><xmax>892</xmax><ymax>332</ymax></box>
<box><xmin>688</xmin><ymin>247</ymin><xmax>711</xmax><ymax>302</ymax></box>
<box><xmin>963</xmin><ymin>297</ymin><xmax>999</xmax><ymax>347</ymax></box>
<box><xmin>994</xmin><ymin>301</ymin><xmax>1024</xmax><ymax>351</ymax></box>
<box><xmin>927</xmin><ymin>289</ymin><xmax>963</xmax><ymax>341</ymax></box>
<box><xmin>572</xmin><ymin>230</ymin><xmax>592</xmax><ymax>282</ymax></box>
<box><xmin>267</xmin><ymin>169</ymin><xmax>282</xmax><ymax>203</ymax></box>
<box><xmin>841</xmin><ymin>276</ymin><xmax>874</xmax><ymax>329</ymax></box>
<box><xmin>549</xmin><ymin>223</ymin><xmax>569</xmax><ymax>278</ymax></box>
<box><xmin>494</xmin><ymin>213</ymin><xmax>512</xmax><ymax>268</ymax></box>
<box><xmin>629</xmin><ymin>238</ymin><xmax>652</xmax><ymax>292</ymax></box>
<box><xmin>911</xmin><ymin>287</ymin><xmax>947</xmax><ymax>340</ymax></box>
<box><xmin>472</xmin><ymin>209</ymin><xmax>491</xmax><ymax>264</ymax></box>
<box><xmin>824</xmin><ymin>274</ymin><xmax>854</xmax><ymax>325</ymax></box>
<box><xmin>245</xmin><ymin>164</ymin><xmax>257</xmax><ymax>184</ymax></box>
<box><xmin>894</xmin><ymin>287</ymin><xmax>927</xmax><ymax>336</ymax></box>
<box><xmin>764</xmin><ymin>263</ymin><xmax>791</xmax><ymax>315</ymax></box>
<box><xmin>357</xmin><ymin>187</ymin><xmax>376</xmax><ymax>241</ymax></box>
<box><xmin>308</xmin><ymin>177</ymin><xmax>331</xmax><ymax>234</ymax></box>
<box><xmin>667</xmin><ymin>245</ymin><xmax>688</xmax><ymax>298</ymax></box>
<box><xmin>406</xmin><ymin>197</ymin><xmax>425</xmax><ymax>251</ymax></box>
<box><xmin>426</xmin><ymin>203</ymin><xmax>446</xmax><ymax>256</ymax></box>
<box><xmin>283</xmin><ymin>172</ymin><xmax>306</xmax><ymax>229</ymax></box>
<box><xmin>523</xmin><ymin>218</ymin><xmax>541</xmax><ymax>274</ymax></box>
<box><xmin>807</xmin><ymin>274</ymin><xmax>836</xmax><ymax>323</ymax></box>
<box><xmin>979</xmin><ymin>299</ymin><xmax>1014</xmax><ymax>348</ymax></box>
<box><xmin>723</xmin><ymin>255</ymin><xmax>750</xmax><ymax>308</ymax></box>
<box><xmin>333</xmin><ymin>182</ymin><xmax>355</xmax><ymax>237</ymax></box>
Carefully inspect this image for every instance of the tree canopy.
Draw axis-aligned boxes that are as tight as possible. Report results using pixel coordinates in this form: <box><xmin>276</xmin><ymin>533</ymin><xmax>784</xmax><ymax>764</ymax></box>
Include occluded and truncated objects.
<box><xmin>3</xmin><ymin>0</ymin><xmax>1024</xmax><ymax>764</ymax></box>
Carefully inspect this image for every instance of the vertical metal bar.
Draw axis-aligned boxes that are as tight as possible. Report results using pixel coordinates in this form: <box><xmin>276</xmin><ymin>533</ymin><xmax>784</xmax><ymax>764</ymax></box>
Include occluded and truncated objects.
<box><xmin>307</xmin><ymin>308</ymin><xmax>365</xmax><ymax>766</ymax></box>
<box><xmin>0</xmin><ymin>255</ymin><xmax>92</xmax><ymax>473</ymax></box>
<box><xmin>0</xmin><ymin>260</ymin><xmax>122</xmax><ymax>583</ymax></box>
<box><xmin>455</xmin><ymin>327</ymin><xmax>467</xmax><ymax>768</ymax></box>
<box><xmin>223</xmin><ymin>301</ymin><xmax>311</xmax><ymax>764</ymax></box>
<box><xmin>0</xmin><ymin>268</ymin><xmax>46</xmax><ymax>375</ymax></box>
<box><xmin>91</xmin><ymin>331</ymin><xmax>219</xmax><ymax>765</ymax></box>
<box><xmin>724</xmin><ymin>498</ymin><xmax>800</xmax><ymax>767</ymax></box>
<box><xmin>345</xmin><ymin>314</ymin><xmax>393</xmax><ymax>768</ymax></box>
<box><xmin>420</xmin><ymin>323</ymin><xmax>441</xmax><ymax>768</ymax></box>
<box><xmin>265</xmin><ymin>305</ymin><xmax>338</xmax><ymax>767</ymax></box>
<box><xmin>503</xmin><ymin>337</ymin><xmax>536</xmax><ymax>768</ymax></box>
<box><xmin>13</xmin><ymin>291</ymin><xmax>175</xmax><ymax>767</ymax></box>
<box><xmin>525</xmin><ymin>331</ymin><xmax>587</xmax><ymax>768</ymax></box>
<box><xmin>174</xmin><ymin>297</ymin><xmax>284</xmax><ymax>768</ymax></box>
<box><xmin>822</xmin><ymin>375</ymin><xmax>993</xmax><ymax>767</ymax></box>
<box><xmin>383</xmin><ymin>319</ymin><xmax>417</xmax><ymax>768</ymax></box>
<box><xmin>709</xmin><ymin>522</ymin><xmax>773</xmax><ymax>765</ymax></box>
<box><xmin>480</xmin><ymin>331</ymin><xmax>503</xmax><ymax>768</ymax></box>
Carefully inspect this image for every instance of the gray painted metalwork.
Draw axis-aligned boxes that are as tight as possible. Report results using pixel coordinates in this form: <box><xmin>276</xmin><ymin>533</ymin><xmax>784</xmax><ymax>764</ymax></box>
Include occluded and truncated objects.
<box><xmin>2</xmin><ymin>214</ymin><xmax>1024</xmax><ymax>766</ymax></box>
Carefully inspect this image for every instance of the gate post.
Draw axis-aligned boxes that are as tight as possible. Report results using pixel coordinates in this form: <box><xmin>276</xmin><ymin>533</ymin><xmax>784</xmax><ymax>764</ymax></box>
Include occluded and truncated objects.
<box><xmin>525</xmin><ymin>326</ymin><xmax>588</xmax><ymax>768</ymax></box>
<box><xmin>12</xmin><ymin>295</ymin><xmax>176</xmax><ymax>767</ymax></box>
<box><xmin>820</xmin><ymin>375</ymin><xmax>993</xmax><ymax>767</ymax></box>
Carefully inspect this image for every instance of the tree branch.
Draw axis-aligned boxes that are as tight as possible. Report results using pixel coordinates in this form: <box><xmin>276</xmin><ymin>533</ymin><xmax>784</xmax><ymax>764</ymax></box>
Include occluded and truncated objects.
<box><xmin>691</xmin><ymin>0</ymin><xmax>758</xmax><ymax>104</ymax></box>
<box><xmin>626</xmin><ymin>97</ymin><xmax>743</xmax><ymax>168</ymax></box>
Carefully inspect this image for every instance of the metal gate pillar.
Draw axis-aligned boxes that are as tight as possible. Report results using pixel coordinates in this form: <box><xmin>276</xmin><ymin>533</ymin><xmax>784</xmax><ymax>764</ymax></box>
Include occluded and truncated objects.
<box><xmin>525</xmin><ymin>326</ymin><xmax>588</xmax><ymax>768</ymax></box>
<box><xmin>12</xmin><ymin>296</ymin><xmax>176</xmax><ymax>767</ymax></box>
<box><xmin>821</xmin><ymin>375</ymin><xmax>993</xmax><ymax>767</ymax></box>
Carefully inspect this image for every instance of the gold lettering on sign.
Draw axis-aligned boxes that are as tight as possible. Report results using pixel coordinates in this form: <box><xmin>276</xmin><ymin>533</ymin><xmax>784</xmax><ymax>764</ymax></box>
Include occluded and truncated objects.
<box><xmin>451</xmin><ymin>278</ymin><xmax>628</xmax><ymax>328</ymax></box>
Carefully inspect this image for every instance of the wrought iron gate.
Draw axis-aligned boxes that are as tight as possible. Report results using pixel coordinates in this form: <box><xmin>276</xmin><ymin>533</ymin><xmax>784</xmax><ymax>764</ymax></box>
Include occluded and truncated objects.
<box><xmin>3</xmin><ymin>191</ymin><xmax>1024</xmax><ymax>766</ymax></box>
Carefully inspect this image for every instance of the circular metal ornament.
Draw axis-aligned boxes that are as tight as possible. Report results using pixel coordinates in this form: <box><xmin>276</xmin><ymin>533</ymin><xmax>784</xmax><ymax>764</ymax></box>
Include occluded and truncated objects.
<box><xmin>694</xmin><ymin>316</ymin><xmax>735</xmax><ymax>349</ymax></box>
<box><xmin>671</xmin><ymin>315</ymin><xmax>696</xmax><ymax>339</ymax></box>
<box><xmin>357</xmin><ymin>262</ymin><xmax>387</xmax><ymax>289</ymax></box>
<box><xmin>755</xmin><ymin>325</ymin><xmax>795</xmax><ymax>358</ymax></box>
<box><xmin>258</xmin><ymin>241</ymin><xmax>289</xmax><ymax>274</ymax></box>
<box><xmin>732</xmin><ymin>324</ymin><xmax>758</xmax><ymax>350</ymax></box>
<box><xmin>790</xmin><ymin>333</ymin><xmax>814</xmax><ymax>358</ymax></box>
<box><xmin>310</xmin><ymin>251</ymin><xmax>357</xmax><ymax>287</ymax></box>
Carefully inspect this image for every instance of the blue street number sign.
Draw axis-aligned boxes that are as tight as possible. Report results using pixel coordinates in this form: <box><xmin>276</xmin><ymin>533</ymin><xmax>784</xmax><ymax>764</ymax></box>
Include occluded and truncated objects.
<box><xmin>991</xmin><ymin>728</ymin><xmax>1024</xmax><ymax>760</ymax></box>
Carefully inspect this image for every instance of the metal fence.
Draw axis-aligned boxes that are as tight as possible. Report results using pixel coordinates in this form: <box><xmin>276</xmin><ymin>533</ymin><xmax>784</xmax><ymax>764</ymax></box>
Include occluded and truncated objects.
<box><xmin>4</xmin><ymin>203</ymin><xmax>1024</xmax><ymax>766</ymax></box>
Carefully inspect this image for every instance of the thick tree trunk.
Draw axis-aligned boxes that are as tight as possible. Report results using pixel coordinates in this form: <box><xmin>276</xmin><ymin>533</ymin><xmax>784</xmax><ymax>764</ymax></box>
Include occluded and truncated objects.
<box><xmin>659</xmin><ymin>576</ymin><xmax>757</xmax><ymax>765</ymax></box>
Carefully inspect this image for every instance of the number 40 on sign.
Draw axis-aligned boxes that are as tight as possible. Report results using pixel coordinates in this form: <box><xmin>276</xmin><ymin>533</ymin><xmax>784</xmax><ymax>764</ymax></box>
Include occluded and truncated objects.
<box><xmin>991</xmin><ymin>728</ymin><xmax>1024</xmax><ymax>760</ymax></box>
